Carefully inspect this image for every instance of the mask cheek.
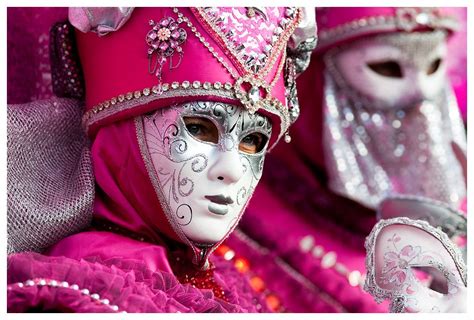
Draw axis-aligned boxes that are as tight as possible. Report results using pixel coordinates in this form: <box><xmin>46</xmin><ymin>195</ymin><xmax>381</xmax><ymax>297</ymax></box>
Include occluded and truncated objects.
<box><xmin>159</xmin><ymin>150</ymin><xmax>210</xmax><ymax>237</ymax></box>
<box><xmin>234</xmin><ymin>157</ymin><xmax>258</xmax><ymax>208</ymax></box>
<box><xmin>419</xmin><ymin>65</ymin><xmax>446</xmax><ymax>101</ymax></box>
<box><xmin>186</xmin><ymin>156</ymin><xmax>258</xmax><ymax>244</ymax></box>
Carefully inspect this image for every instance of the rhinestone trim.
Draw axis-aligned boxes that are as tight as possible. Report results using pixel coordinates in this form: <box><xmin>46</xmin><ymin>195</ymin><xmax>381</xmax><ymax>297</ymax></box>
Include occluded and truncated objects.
<box><xmin>83</xmin><ymin>81</ymin><xmax>233</xmax><ymax>124</ymax></box>
<box><xmin>318</xmin><ymin>8</ymin><xmax>458</xmax><ymax>50</ymax></box>
<box><xmin>193</xmin><ymin>7</ymin><xmax>301</xmax><ymax>80</ymax></box>
<box><xmin>188</xmin><ymin>7</ymin><xmax>299</xmax><ymax>116</ymax></box>
<box><xmin>176</xmin><ymin>7</ymin><xmax>239</xmax><ymax>79</ymax></box>
<box><xmin>83</xmin><ymin>81</ymin><xmax>291</xmax><ymax>146</ymax></box>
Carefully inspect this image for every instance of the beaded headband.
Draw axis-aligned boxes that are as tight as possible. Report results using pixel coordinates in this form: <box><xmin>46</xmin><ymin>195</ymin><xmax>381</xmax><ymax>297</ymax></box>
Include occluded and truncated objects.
<box><xmin>316</xmin><ymin>7</ymin><xmax>458</xmax><ymax>51</ymax></box>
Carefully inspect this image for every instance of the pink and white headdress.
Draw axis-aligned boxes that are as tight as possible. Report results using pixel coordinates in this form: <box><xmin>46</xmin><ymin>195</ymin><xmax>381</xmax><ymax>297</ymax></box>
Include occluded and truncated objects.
<box><xmin>70</xmin><ymin>7</ymin><xmax>317</xmax><ymax>147</ymax></box>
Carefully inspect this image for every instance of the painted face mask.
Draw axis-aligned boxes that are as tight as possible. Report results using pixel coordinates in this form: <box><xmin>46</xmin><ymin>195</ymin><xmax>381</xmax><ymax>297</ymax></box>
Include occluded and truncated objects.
<box><xmin>364</xmin><ymin>217</ymin><xmax>467</xmax><ymax>312</ymax></box>
<box><xmin>141</xmin><ymin>101</ymin><xmax>271</xmax><ymax>245</ymax></box>
<box><xmin>322</xmin><ymin>30</ymin><xmax>466</xmax><ymax>209</ymax></box>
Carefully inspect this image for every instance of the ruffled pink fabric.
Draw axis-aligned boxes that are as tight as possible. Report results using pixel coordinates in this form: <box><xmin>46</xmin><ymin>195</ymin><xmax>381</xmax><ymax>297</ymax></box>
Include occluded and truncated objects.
<box><xmin>46</xmin><ymin>231</ymin><xmax>173</xmax><ymax>274</ymax></box>
<box><xmin>8</xmin><ymin>250</ymin><xmax>267</xmax><ymax>313</ymax></box>
<box><xmin>45</xmin><ymin>230</ymin><xmax>268</xmax><ymax>312</ymax></box>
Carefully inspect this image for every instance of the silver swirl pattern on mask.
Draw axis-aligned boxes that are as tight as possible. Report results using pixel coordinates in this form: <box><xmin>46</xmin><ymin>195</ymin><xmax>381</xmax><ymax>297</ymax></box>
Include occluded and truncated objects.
<box><xmin>176</xmin><ymin>204</ymin><xmax>193</xmax><ymax>226</ymax></box>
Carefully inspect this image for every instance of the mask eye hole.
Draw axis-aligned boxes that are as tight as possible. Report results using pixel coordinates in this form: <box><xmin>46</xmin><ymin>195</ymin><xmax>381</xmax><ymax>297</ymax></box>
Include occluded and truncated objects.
<box><xmin>183</xmin><ymin>116</ymin><xmax>219</xmax><ymax>144</ymax></box>
<box><xmin>412</xmin><ymin>266</ymin><xmax>449</xmax><ymax>294</ymax></box>
<box><xmin>427</xmin><ymin>58</ymin><xmax>442</xmax><ymax>75</ymax></box>
<box><xmin>239</xmin><ymin>132</ymin><xmax>268</xmax><ymax>154</ymax></box>
<box><xmin>367</xmin><ymin>60</ymin><xmax>403</xmax><ymax>78</ymax></box>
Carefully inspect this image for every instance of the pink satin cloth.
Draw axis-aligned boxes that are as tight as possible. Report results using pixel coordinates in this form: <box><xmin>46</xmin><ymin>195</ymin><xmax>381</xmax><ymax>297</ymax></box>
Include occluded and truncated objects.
<box><xmin>47</xmin><ymin>231</ymin><xmax>173</xmax><ymax>274</ymax></box>
<box><xmin>8</xmin><ymin>248</ymin><xmax>266</xmax><ymax>312</ymax></box>
<box><xmin>87</xmin><ymin>118</ymin><xmax>177</xmax><ymax>242</ymax></box>
<box><xmin>7</xmin><ymin>114</ymin><xmax>270</xmax><ymax>312</ymax></box>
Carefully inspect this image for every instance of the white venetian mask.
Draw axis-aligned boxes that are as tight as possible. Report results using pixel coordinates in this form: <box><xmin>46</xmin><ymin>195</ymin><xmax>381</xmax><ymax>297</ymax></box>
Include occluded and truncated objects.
<box><xmin>141</xmin><ymin>101</ymin><xmax>271</xmax><ymax>244</ymax></box>
<box><xmin>332</xmin><ymin>31</ymin><xmax>448</xmax><ymax>109</ymax></box>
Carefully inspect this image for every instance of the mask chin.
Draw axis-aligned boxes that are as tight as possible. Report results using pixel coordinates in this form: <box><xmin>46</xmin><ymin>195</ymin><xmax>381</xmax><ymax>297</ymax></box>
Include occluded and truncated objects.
<box><xmin>331</xmin><ymin>31</ymin><xmax>448</xmax><ymax>109</ymax></box>
<box><xmin>184</xmin><ymin>216</ymin><xmax>239</xmax><ymax>245</ymax></box>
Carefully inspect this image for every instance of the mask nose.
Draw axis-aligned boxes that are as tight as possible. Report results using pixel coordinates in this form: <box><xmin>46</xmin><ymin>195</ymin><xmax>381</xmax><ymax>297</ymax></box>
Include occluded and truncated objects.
<box><xmin>401</xmin><ymin>70</ymin><xmax>425</xmax><ymax>106</ymax></box>
<box><xmin>207</xmin><ymin>149</ymin><xmax>244</xmax><ymax>184</ymax></box>
<box><xmin>416</xmin><ymin>71</ymin><xmax>432</xmax><ymax>100</ymax></box>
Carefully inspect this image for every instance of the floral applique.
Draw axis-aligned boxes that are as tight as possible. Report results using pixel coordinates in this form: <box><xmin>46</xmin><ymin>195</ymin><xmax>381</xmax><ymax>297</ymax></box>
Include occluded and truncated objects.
<box><xmin>146</xmin><ymin>17</ymin><xmax>187</xmax><ymax>92</ymax></box>
<box><xmin>381</xmin><ymin>233</ymin><xmax>432</xmax><ymax>286</ymax></box>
